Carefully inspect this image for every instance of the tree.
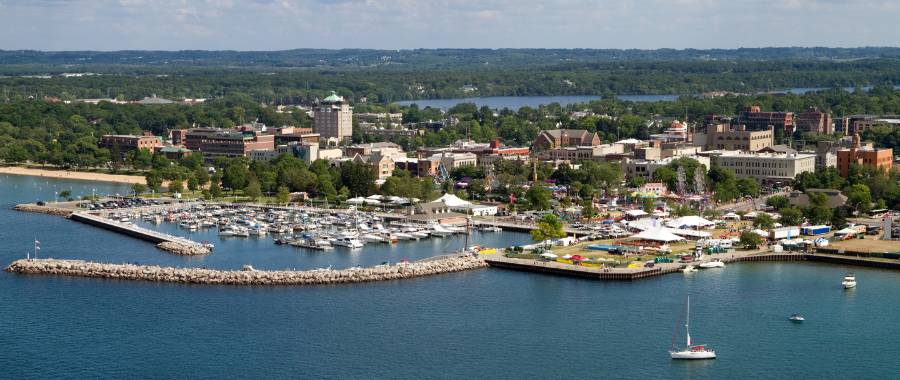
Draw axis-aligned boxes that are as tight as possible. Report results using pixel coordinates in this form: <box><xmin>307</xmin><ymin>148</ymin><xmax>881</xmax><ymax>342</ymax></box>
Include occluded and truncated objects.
<box><xmin>531</xmin><ymin>214</ymin><xmax>566</xmax><ymax>245</ymax></box>
<box><xmin>845</xmin><ymin>183</ymin><xmax>873</xmax><ymax>214</ymax></box>
<box><xmin>145</xmin><ymin>172</ymin><xmax>162</xmax><ymax>192</ymax></box>
<box><xmin>766</xmin><ymin>195</ymin><xmax>790</xmax><ymax>210</ymax></box>
<box><xmin>276</xmin><ymin>185</ymin><xmax>291</xmax><ymax>204</ymax></box>
<box><xmin>168</xmin><ymin>179</ymin><xmax>183</xmax><ymax>194</ymax></box>
<box><xmin>210</xmin><ymin>181</ymin><xmax>223</xmax><ymax>199</ymax></box>
<box><xmin>739</xmin><ymin>231</ymin><xmax>763</xmax><ymax>249</ymax></box>
<box><xmin>642</xmin><ymin>197</ymin><xmax>655</xmax><ymax>213</ymax></box>
<box><xmin>131</xmin><ymin>183</ymin><xmax>146</xmax><ymax>196</ymax></box>
<box><xmin>779</xmin><ymin>207</ymin><xmax>804</xmax><ymax>226</ymax></box>
<box><xmin>753</xmin><ymin>213</ymin><xmax>775</xmax><ymax>229</ymax></box>
<box><xmin>581</xmin><ymin>198</ymin><xmax>596</xmax><ymax>220</ymax></box>
<box><xmin>804</xmin><ymin>192</ymin><xmax>832</xmax><ymax>225</ymax></box>
<box><xmin>525</xmin><ymin>185</ymin><xmax>552</xmax><ymax>211</ymax></box>
<box><xmin>187</xmin><ymin>175</ymin><xmax>199</xmax><ymax>191</ymax></box>
<box><xmin>736</xmin><ymin>178</ymin><xmax>760</xmax><ymax>197</ymax></box>
<box><xmin>58</xmin><ymin>190</ymin><xmax>72</xmax><ymax>200</ymax></box>
<box><xmin>222</xmin><ymin>161</ymin><xmax>249</xmax><ymax>192</ymax></box>
<box><xmin>245</xmin><ymin>179</ymin><xmax>262</xmax><ymax>201</ymax></box>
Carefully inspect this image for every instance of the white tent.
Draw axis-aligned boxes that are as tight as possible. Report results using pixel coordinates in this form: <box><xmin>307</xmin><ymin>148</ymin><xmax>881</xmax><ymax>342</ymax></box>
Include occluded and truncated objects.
<box><xmin>631</xmin><ymin>227</ymin><xmax>685</xmax><ymax>242</ymax></box>
<box><xmin>625</xmin><ymin>209</ymin><xmax>649</xmax><ymax>218</ymax></box>
<box><xmin>666</xmin><ymin>216</ymin><xmax>715</xmax><ymax>229</ymax></box>
<box><xmin>723</xmin><ymin>212</ymin><xmax>740</xmax><ymax>220</ymax></box>
<box><xmin>540</xmin><ymin>252</ymin><xmax>558</xmax><ymax>259</ymax></box>
<box><xmin>347</xmin><ymin>197</ymin><xmax>365</xmax><ymax>205</ymax></box>
<box><xmin>834</xmin><ymin>227</ymin><xmax>859</xmax><ymax>236</ymax></box>
<box><xmin>434</xmin><ymin>193</ymin><xmax>471</xmax><ymax>207</ymax></box>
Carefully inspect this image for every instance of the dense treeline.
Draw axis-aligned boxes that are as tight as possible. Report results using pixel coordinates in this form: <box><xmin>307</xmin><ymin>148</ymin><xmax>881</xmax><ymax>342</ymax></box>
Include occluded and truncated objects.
<box><xmin>3</xmin><ymin>59</ymin><xmax>900</xmax><ymax>103</ymax></box>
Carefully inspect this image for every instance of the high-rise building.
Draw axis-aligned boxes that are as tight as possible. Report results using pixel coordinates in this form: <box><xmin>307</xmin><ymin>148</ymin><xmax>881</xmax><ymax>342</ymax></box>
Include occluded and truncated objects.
<box><xmin>314</xmin><ymin>92</ymin><xmax>353</xmax><ymax>144</ymax></box>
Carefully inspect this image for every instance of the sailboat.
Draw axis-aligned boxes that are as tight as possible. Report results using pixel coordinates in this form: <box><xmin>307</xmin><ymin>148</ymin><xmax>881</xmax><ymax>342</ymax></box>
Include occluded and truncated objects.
<box><xmin>670</xmin><ymin>296</ymin><xmax>716</xmax><ymax>360</ymax></box>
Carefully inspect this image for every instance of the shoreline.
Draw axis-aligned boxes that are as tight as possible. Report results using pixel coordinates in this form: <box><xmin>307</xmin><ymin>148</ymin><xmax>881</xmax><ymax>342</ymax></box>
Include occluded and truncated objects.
<box><xmin>0</xmin><ymin>166</ymin><xmax>147</xmax><ymax>185</ymax></box>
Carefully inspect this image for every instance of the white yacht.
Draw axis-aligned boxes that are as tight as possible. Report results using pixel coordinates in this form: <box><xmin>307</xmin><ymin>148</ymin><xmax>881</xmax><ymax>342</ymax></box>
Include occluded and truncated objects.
<box><xmin>682</xmin><ymin>265</ymin><xmax>698</xmax><ymax>273</ymax></box>
<box><xmin>670</xmin><ymin>296</ymin><xmax>716</xmax><ymax>360</ymax></box>
<box><xmin>699</xmin><ymin>260</ymin><xmax>725</xmax><ymax>269</ymax></box>
<box><xmin>842</xmin><ymin>273</ymin><xmax>857</xmax><ymax>289</ymax></box>
<box><xmin>430</xmin><ymin>224</ymin><xmax>455</xmax><ymax>237</ymax></box>
<box><xmin>361</xmin><ymin>234</ymin><xmax>386</xmax><ymax>243</ymax></box>
<box><xmin>333</xmin><ymin>236</ymin><xmax>364</xmax><ymax>249</ymax></box>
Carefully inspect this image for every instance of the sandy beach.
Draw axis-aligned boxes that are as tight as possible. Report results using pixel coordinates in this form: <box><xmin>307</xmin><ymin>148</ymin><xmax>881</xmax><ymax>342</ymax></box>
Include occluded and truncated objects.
<box><xmin>0</xmin><ymin>166</ymin><xmax>147</xmax><ymax>185</ymax></box>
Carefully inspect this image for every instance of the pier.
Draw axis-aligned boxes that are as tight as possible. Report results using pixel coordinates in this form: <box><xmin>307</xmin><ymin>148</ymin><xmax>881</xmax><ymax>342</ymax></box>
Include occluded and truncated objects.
<box><xmin>69</xmin><ymin>212</ymin><xmax>210</xmax><ymax>255</ymax></box>
<box><xmin>4</xmin><ymin>255</ymin><xmax>488</xmax><ymax>286</ymax></box>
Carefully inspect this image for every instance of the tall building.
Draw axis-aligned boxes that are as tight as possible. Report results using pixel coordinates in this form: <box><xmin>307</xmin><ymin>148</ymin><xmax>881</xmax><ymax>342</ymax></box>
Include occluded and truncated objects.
<box><xmin>736</xmin><ymin>106</ymin><xmax>794</xmax><ymax>134</ymax></box>
<box><xmin>795</xmin><ymin>107</ymin><xmax>833</xmax><ymax>134</ymax></box>
<box><xmin>693</xmin><ymin>124</ymin><xmax>774</xmax><ymax>151</ymax></box>
<box><xmin>314</xmin><ymin>92</ymin><xmax>353</xmax><ymax>144</ymax></box>
<box><xmin>836</xmin><ymin>134</ymin><xmax>893</xmax><ymax>177</ymax></box>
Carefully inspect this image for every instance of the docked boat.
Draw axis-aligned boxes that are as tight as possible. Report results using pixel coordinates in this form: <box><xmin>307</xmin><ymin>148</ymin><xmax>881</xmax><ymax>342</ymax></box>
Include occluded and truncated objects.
<box><xmin>789</xmin><ymin>314</ymin><xmax>805</xmax><ymax>322</ymax></box>
<box><xmin>361</xmin><ymin>234</ymin><xmax>386</xmax><ymax>243</ymax></box>
<box><xmin>842</xmin><ymin>273</ymin><xmax>857</xmax><ymax>289</ymax></box>
<box><xmin>670</xmin><ymin>296</ymin><xmax>716</xmax><ymax>360</ymax></box>
<box><xmin>430</xmin><ymin>224</ymin><xmax>455</xmax><ymax>237</ymax></box>
<box><xmin>480</xmin><ymin>225</ymin><xmax>503</xmax><ymax>232</ymax></box>
<box><xmin>682</xmin><ymin>265</ymin><xmax>697</xmax><ymax>273</ymax></box>
<box><xmin>699</xmin><ymin>260</ymin><xmax>725</xmax><ymax>269</ymax></box>
<box><xmin>332</xmin><ymin>236</ymin><xmax>364</xmax><ymax>249</ymax></box>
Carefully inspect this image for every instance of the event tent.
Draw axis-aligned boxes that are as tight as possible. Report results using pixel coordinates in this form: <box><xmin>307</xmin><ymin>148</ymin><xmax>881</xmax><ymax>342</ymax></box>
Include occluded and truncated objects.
<box><xmin>666</xmin><ymin>216</ymin><xmax>715</xmax><ymax>229</ymax></box>
<box><xmin>631</xmin><ymin>227</ymin><xmax>685</xmax><ymax>242</ymax></box>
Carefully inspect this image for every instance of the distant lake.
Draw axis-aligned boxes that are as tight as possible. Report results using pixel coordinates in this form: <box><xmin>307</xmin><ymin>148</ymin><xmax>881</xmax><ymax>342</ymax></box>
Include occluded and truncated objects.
<box><xmin>395</xmin><ymin>86</ymin><xmax>898</xmax><ymax>110</ymax></box>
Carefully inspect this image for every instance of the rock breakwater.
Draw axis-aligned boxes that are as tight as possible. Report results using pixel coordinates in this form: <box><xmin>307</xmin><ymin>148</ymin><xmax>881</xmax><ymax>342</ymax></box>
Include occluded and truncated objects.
<box><xmin>14</xmin><ymin>204</ymin><xmax>73</xmax><ymax>217</ymax></box>
<box><xmin>156</xmin><ymin>241</ymin><xmax>211</xmax><ymax>255</ymax></box>
<box><xmin>5</xmin><ymin>256</ymin><xmax>488</xmax><ymax>286</ymax></box>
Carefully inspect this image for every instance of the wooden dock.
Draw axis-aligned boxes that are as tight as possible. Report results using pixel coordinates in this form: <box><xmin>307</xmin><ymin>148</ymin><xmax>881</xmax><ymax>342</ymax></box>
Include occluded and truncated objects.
<box><xmin>69</xmin><ymin>212</ymin><xmax>199</xmax><ymax>246</ymax></box>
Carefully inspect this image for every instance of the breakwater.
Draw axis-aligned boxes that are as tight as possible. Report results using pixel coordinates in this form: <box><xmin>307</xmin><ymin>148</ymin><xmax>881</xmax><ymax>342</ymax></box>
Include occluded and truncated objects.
<box><xmin>13</xmin><ymin>203</ymin><xmax>73</xmax><ymax>217</ymax></box>
<box><xmin>4</xmin><ymin>255</ymin><xmax>488</xmax><ymax>286</ymax></box>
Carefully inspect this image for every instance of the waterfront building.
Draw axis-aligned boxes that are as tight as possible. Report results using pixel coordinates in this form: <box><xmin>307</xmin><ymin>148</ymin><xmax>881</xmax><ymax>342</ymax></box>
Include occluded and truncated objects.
<box><xmin>99</xmin><ymin>133</ymin><xmax>162</xmax><ymax>158</ymax></box>
<box><xmin>623</xmin><ymin>155</ymin><xmax>711</xmax><ymax>181</ymax></box>
<box><xmin>532</xmin><ymin>129</ymin><xmax>601</xmax><ymax>151</ymax></box>
<box><xmin>795</xmin><ymin>107</ymin><xmax>833</xmax><ymax>135</ymax></box>
<box><xmin>836</xmin><ymin>134</ymin><xmax>893</xmax><ymax>177</ymax></box>
<box><xmin>710</xmin><ymin>151</ymin><xmax>815</xmax><ymax>184</ymax></box>
<box><xmin>314</xmin><ymin>92</ymin><xmax>353</xmax><ymax>144</ymax></box>
<box><xmin>184</xmin><ymin>128</ymin><xmax>275</xmax><ymax>158</ymax></box>
<box><xmin>693</xmin><ymin>123</ymin><xmax>773</xmax><ymax>151</ymax></box>
<box><xmin>417</xmin><ymin>153</ymin><xmax>477</xmax><ymax>177</ymax></box>
<box><xmin>249</xmin><ymin>142</ymin><xmax>342</xmax><ymax>164</ymax></box>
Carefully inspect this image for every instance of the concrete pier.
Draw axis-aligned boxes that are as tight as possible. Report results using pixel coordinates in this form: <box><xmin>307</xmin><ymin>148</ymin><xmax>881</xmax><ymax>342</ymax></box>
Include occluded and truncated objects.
<box><xmin>4</xmin><ymin>255</ymin><xmax>488</xmax><ymax>286</ymax></box>
<box><xmin>69</xmin><ymin>212</ymin><xmax>210</xmax><ymax>255</ymax></box>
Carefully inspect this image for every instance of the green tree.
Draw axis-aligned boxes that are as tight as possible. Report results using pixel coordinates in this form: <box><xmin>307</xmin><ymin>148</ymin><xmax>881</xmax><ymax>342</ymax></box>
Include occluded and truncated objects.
<box><xmin>739</xmin><ymin>230</ymin><xmax>763</xmax><ymax>249</ymax></box>
<box><xmin>531</xmin><ymin>214</ymin><xmax>566</xmax><ymax>245</ymax></box>
<box><xmin>245</xmin><ymin>179</ymin><xmax>262</xmax><ymax>201</ymax></box>
<box><xmin>187</xmin><ymin>175</ymin><xmax>199</xmax><ymax>191</ymax></box>
<box><xmin>753</xmin><ymin>213</ymin><xmax>775</xmax><ymax>229</ymax></box>
<box><xmin>131</xmin><ymin>183</ymin><xmax>146</xmax><ymax>195</ymax></box>
<box><xmin>525</xmin><ymin>185</ymin><xmax>552</xmax><ymax>211</ymax></box>
<box><xmin>736</xmin><ymin>178</ymin><xmax>760</xmax><ymax>197</ymax></box>
<box><xmin>845</xmin><ymin>183</ymin><xmax>873</xmax><ymax>214</ymax></box>
<box><xmin>58</xmin><ymin>190</ymin><xmax>72</xmax><ymax>200</ymax></box>
<box><xmin>210</xmin><ymin>181</ymin><xmax>223</xmax><ymax>199</ymax></box>
<box><xmin>222</xmin><ymin>161</ymin><xmax>249</xmax><ymax>192</ymax></box>
<box><xmin>145</xmin><ymin>171</ymin><xmax>162</xmax><ymax>192</ymax></box>
<box><xmin>168</xmin><ymin>179</ymin><xmax>183</xmax><ymax>194</ymax></box>
<box><xmin>642</xmin><ymin>197</ymin><xmax>655</xmax><ymax>213</ymax></box>
<box><xmin>581</xmin><ymin>198</ymin><xmax>596</xmax><ymax>220</ymax></box>
<box><xmin>766</xmin><ymin>195</ymin><xmax>790</xmax><ymax>210</ymax></box>
<box><xmin>779</xmin><ymin>207</ymin><xmax>804</xmax><ymax>226</ymax></box>
<box><xmin>276</xmin><ymin>185</ymin><xmax>291</xmax><ymax>204</ymax></box>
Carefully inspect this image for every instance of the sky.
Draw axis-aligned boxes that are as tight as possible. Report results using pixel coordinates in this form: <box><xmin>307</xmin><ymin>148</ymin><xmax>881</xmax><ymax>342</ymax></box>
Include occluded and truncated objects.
<box><xmin>0</xmin><ymin>0</ymin><xmax>899</xmax><ymax>51</ymax></box>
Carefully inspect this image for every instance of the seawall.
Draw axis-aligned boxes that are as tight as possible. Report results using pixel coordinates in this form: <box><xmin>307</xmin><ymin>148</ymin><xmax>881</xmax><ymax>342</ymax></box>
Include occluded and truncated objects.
<box><xmin>13</xmin><ymin>204</ymin><xmax>74</xmax><ymax>217</ymax></box>
<box><xmin>5</xmin><ymin>255</ymin><xmax>488</xmax><ymax>286</ymax></box>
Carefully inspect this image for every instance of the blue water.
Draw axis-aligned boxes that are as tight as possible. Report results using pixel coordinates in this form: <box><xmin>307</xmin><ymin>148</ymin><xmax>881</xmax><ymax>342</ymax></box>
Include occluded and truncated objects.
<box><xmin>2</xmin><ymin>174</ymin><xmax>900</xmax><ymax>378</ymax></box>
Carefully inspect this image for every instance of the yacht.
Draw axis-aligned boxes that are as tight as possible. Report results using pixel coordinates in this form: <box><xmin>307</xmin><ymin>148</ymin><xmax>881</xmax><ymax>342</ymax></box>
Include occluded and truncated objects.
<box><xmin>430</xmin><ymin>224</ymin><xmax>456</xmax><ymax>237</ymax></box>
<box><xmin>333</xmin><ymin>236</ymin><xmax>364</xmax><ymax>249</ymax></box>
<box><xmin>361</xmin><ymin>234</ymin><xmax>386</xmax><ymax>243</ymax></box>
<box><xmin>699</xmin><ymin>260</ymin><xmax>725</xmax><ymax>269</ymax></box>
<box><xmin>480</xmin><ymin>225</ymin><xmax>503</xmax><ymax>232</ymax></box>
<box><xmin>842</xmin><ymin>273</ymin><xmax>857</xmax><ymax>289</ymax></box>
<box><xmin>218</xmin><ymin>228</ymin><xmax>235</xmax><ymax>237</ymax></box>
<box><xmin>682</xmin><ymin>265</ymin><xmax>698</xmax><ymax>273</ymax></box>
<box><xmin>670</xmin><ymin>296</ymin><xmax>716</xmax><ymax>360</ymax></box>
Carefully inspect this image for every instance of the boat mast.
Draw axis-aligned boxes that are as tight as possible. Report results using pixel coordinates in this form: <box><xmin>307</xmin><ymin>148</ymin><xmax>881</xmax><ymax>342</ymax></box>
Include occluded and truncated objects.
<box><xmin>686</xmin><ymin>296</ymin><xmax>691</xmax><ymax>347</ymax></box>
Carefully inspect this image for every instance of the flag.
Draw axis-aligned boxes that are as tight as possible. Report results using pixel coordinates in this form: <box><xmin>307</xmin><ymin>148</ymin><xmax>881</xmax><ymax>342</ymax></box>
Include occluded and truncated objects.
<box><xmin>34</xmin><ymin>240</ymin><xmax>40</xmax><ymax>250</ymax></box>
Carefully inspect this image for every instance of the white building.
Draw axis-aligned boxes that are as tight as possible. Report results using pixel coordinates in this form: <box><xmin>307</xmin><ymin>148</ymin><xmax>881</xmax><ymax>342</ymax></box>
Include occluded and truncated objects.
<box><xmin>711</xmin><ymin>151</ymin><xmax>816</xmax><ymax>182</ymax></box>
<box><xmin>623</xmin><ymin>155</ymin><xmax>711</xmax><ymax>181</ymax></box>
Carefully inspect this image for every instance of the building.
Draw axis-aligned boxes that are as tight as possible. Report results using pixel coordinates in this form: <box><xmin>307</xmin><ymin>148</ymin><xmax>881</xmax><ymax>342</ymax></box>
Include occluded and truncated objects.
<box><xmin>249</xmin><ymin>142</ymin><xmax>342</xmax><ymax>164</ymax></box>
<box><xmin>314</xmin><ymin>92</ymin><xmax>353</xmax><ymax>144</ymax></box>
<box><xmin>99</xmin><ymin>134</ymin><xmax>162</xmax><ymax>157</ymax></box>
<box><xmin>623</xmin><ymin>155</ymin><xmax>711</xmax><ymax>182</ymax></box>
<box><xmin>789</xmin><ymin>189</ymin><xmax>848</xmax><ymax>209</ymax></box>
<box><xmin>650</xmin><ymin>120</ymin><xmax>691</xmax><ymax>142</ymax></box>
<box><xmin>836</xmin><ymin>134</ymin><xmax>893</xmax><ymax>177</ymax></box>
<box><xmin>710</xmin><ymin>151</ymin><xmax>816</xmax><ymax>183</ymax></box>
<box><xmin>536</xmin><ymin>143</ymin><xmax>625</xmax><ymax>162</ymax></box>
<box><xmin>735</xmin><ymin>106</ymin><xmax>794</xmax><ymax>134</ymax></box>
<box><xmin>694</xmin><ymin>124</ymin><xmax>773</xmax><ymax>151</ymax></box>
<box><xmin>532</xmin><ymin>129</ymin><xmax>601</xmax><ymax>151</ymax></box>
<box><xmin>757</xmin><ymin>145</ymin><xmax>797</xmax><ymax>155</ymax></box>
<box><xmin>417</xmin><ymin>153</ymin><xmax>477</xmax><ymax>177</ymax></box>
<box><xmin>346</xmin><ymin>142</ymin><xmax>404</xmax><ymax>158</ymax></box>
<box><xmin>795</xmin><ymin>107</ymin><xmax>833</xmax><ymax>135</ymax></box>
<box><xmin>353</xmin><ymin>153</ymin><xmax>395</xmax><ymax>181</ymax></box>
<box><xmin>183</xmin><ymin>128</ymin><xmax>275</xmax><ymax>158</ymax></box>
<box><xmin>157</xmin><ymin>146</ymin><xmax>193</xmax><ymax>160</ymax></box>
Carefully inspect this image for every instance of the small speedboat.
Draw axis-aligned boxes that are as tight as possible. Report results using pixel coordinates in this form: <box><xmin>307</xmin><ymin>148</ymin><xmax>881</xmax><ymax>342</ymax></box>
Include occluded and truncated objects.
<box><xmin>699</xmin><ymin>260</ymin><xmax>725</xmax><ymax>269</ymax></box>
<box><xmin>682</xmin><ymin>265</ymin><xmax>698</xmax><ymax>273</ymax></box>
<box><xmin>789</xmin><ymin>314</ymin><xmax>805</xmax><ymax>322</ymax></box>
<box><xmin>842</xmin><ymin>273</ymin><xmax>856</xmax><ymax>289</ymax></box>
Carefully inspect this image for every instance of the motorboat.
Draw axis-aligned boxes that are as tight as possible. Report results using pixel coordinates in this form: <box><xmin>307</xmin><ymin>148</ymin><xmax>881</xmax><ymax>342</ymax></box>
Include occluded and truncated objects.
<box><xmin>682</xmin><ymin>265</ymin><xmax>698</xmax><ymax>273</ymax></box>
<box><xmin>842</xmin><ymin>273</ymin><xmax>857</xmax><ymax>289</ymax></box>
<box><xmin>789</xmin><ymin>314</ymin><xmax>805</xmax><ymax>322</ymax></box>
<box><xmin>430</xmin><ymin>225</ymin><xmax>455</xmax><ymax>237</ymax></box>
<box><xmin>670</xmin><ymin>296</ymin><xmax>716</xmax><ymax>360</ymax></box>
<box><xmin>480</xmin><ymin>225</ymin><xmax>503</xmax><ymax>232</ymax></box>
<box><xmin>699</xmin><ymin>260</ymin><xmax>725</xmax><ymax>269</ymax></box>
<box><xmin>361</xmin><ymin>234</ymin><xmax>386</xmax><ymax>243</ymax></box>
<box><xmin>332</xmin><ymin>236</ymin><xmax>364</xmax><ymax>249</ymax></box>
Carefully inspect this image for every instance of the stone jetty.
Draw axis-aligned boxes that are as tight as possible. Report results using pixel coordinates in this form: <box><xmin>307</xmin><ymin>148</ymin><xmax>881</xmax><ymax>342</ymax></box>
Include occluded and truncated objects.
<box><xmin>13</xmin><ymin>203</ymin><xmax>73</xmax><ymax>217</ymax></box>
<box><xmin>5</xmin><ymin>255</ymin><xmax>488</xmax><ymax>286</ymax></box>
<box><xmin>156</xmin><ymin>241</ymin><xmax>211</xmax><ymax>256</ymax></box>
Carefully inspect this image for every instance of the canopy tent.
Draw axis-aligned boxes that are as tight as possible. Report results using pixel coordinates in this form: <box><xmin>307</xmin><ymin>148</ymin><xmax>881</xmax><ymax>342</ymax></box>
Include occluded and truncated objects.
<box><xmin>723</xmin><ymin>212</ymin><xmax>741</xmax><ymax>220</ymax></box>
<box><xmin>666</xmin><ymin>216</ymin><xmax>715</xmax><ymax>229</ymax></box>
<box><xmin>347</xmin><ymin>197</ymin><xmax>366</xmax><ymax>205</ymax></box>
<box><xmin>434</xmin><ymin>193</ymin><xmax>471</xmax><ymax>207</ymax></box>
<box><xmin>631</xmin><ymin>227</ymin><xmax>685</xmax><ymax>242</ymax></box>
<box><xmin>834</xmin><ymin>227</ymin><xmax>859</xmax><ymax>235</ymax></box>
<box><xmin>540</xmin><ymin>252</ymin><xmax>558</xmax><ymax>259</ymax></box>
<box><xmin>670</xmin><ymin>228</ymin><xmax>711</xmax><ymax>239</ymax></box>
<box><xmin>623</xmin><ymin>218</ymin><xmax>663</xmax><ymax>231</ymax></box>
<box><xmin>743</xmin><ymin>211</ymin><xmax>759</xmax><ymax>219</ymax></box>
<box><xmin>624</xmin><ymin>209</ymin><xmax>649</xmax><ymax>218</ymax></box>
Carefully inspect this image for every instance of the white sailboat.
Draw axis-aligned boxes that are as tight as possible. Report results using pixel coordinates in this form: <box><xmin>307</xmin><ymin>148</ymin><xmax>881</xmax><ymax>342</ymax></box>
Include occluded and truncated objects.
<box><xmin>670</xmin><ymin>296</ymin><xmax>716</xmax><ymax>360</ymax></box>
